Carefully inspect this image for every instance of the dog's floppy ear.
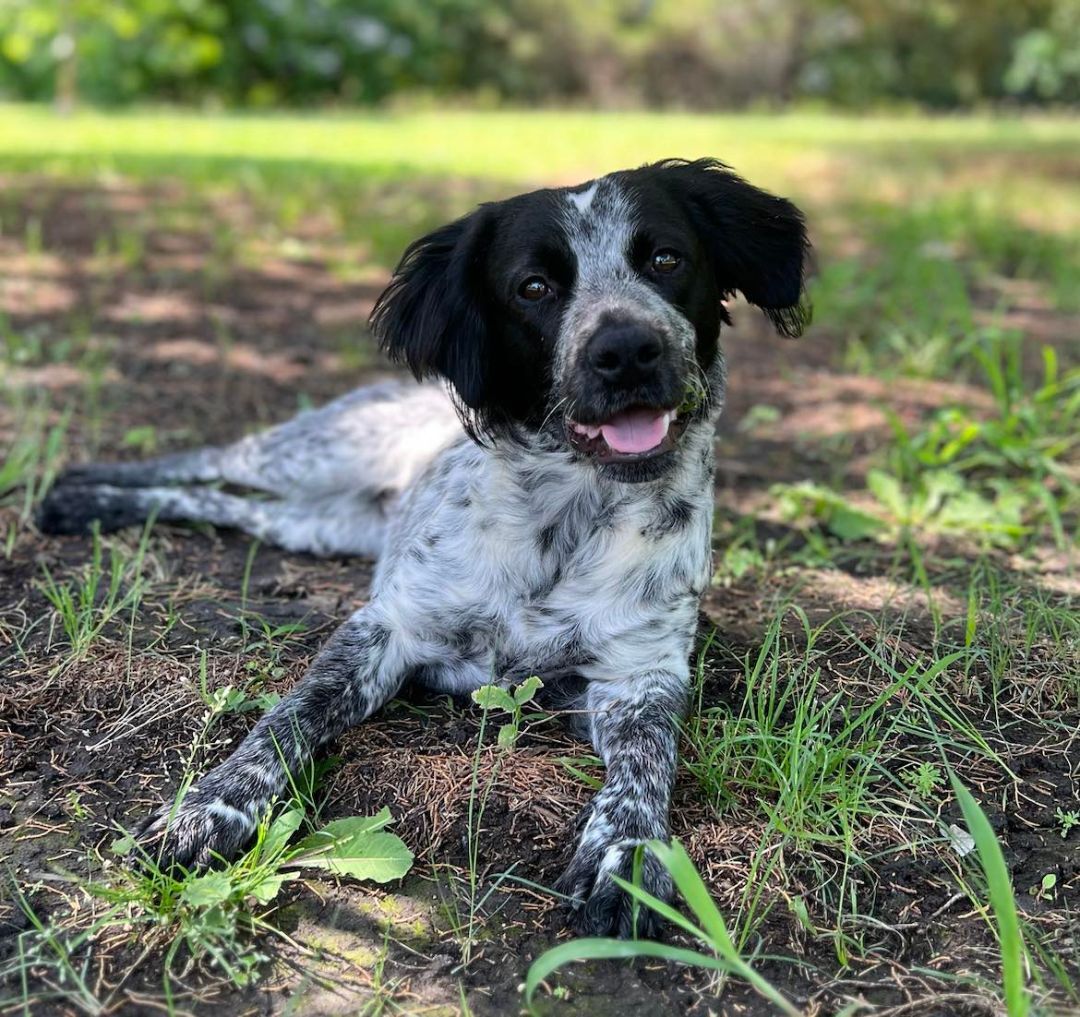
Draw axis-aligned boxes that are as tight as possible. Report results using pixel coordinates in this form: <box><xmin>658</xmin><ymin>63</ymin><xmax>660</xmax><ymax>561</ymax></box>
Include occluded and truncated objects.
<box><xmin>370</xmin><ymin>208</ymin><xmax>494</xmax><ymax>421</ymax></box>
<box><xmin>656</xmin><ymin>158</ymin><xmax>811</xmax><ymax>338</ymax></box>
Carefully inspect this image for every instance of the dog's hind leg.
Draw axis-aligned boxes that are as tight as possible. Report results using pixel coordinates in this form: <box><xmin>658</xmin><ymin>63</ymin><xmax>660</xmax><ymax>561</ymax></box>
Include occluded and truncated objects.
<box><xmin>37</xmin><ymin>483</ymin><xmax>389</xmax><ymax>556</ymax></box>
<box><xmin>54</xmin><ymin>447</ymin><xmax>232</xmax><ymax>490</ymax></box>
<box><xmin>39</xmin><ymin>381</ymin><xmax>463</xmax><ymax>550</ymax></box>
<box><xmin>51</xmin><ymin>381</ymin><xmax>461</xmax><ymax>499</ymax></box>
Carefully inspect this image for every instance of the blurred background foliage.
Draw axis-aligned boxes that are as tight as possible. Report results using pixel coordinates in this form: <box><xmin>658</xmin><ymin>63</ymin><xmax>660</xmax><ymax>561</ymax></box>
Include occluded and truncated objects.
<box><xmin>1</xmin><ymin>0</ymin><xmax>1078</xmax><ymax>110</ymax></box>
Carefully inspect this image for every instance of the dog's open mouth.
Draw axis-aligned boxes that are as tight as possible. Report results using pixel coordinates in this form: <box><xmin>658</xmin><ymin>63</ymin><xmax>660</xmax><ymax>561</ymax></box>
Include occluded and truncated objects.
<box><xmin>567</xmin><ymin>407</ymin><xmax>686</xmax><ymax>463</ymax></box>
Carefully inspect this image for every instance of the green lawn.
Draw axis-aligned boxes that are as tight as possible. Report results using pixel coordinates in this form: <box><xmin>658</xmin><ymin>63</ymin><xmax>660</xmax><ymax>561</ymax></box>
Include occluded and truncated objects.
<box><xmin>3</xmin><ymin>104</ymin><xmax>1079</xmax><ymax>221</ymax></box>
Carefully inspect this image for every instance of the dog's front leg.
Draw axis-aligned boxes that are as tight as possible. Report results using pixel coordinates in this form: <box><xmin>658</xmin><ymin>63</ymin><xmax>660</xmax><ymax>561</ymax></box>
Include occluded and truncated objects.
<box><xmin>557</xmin><ymin>671</ymin><xmax>687</xmax><ymax>938</ymax></box>
<box><xmin>138</xmin><ymin>609</ymin><xmax>409</xmax><ymax>868</ymax></box>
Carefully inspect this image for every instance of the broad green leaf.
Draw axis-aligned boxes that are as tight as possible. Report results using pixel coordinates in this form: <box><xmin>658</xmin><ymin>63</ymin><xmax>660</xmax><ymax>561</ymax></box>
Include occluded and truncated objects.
<box><xmin>867</xmin><ymin>469</ymin><xmax>908</xmax><ymax>518</ymax></box>
<box><xmin>513</xmin><ymin>675</ymin><xmax>543</xmax><ymax>705</ymax></box>
<box><xmin>110</xmin><ymin>833</ymin><xmax>136</xmax><ymax>855</ymax></box>
<box><xmin>289</xmin><ymin>809</ymin><xmax>413</xmax><ymax>883</ymax></box>
<box><xmin>826</xmin><ymin>504</ymin><xmax>885</xmax><ymax>541</ymax></box>
<box><xmin>248</xmin><ymin>871</ymin><xmax>294</xmax><ymax>904</ymax></box>
<box><xmin>291</xmin><ymin>830</ymin><xmax>413</xmax><ymax>883</ymax></box>
<box><xmin>261</xmin><ymin>806</ymin><xmax>305</xmax><ymax>860</ymax></box>
<box><xmin>497</xmin><ymin>722</ymin><xmax>518</xmax><ymax>748</ymax></box>
<box><xmin>471</xmin><ymin>685</ymin><xmax>516</xmax><ymax>713</ymax></box>
<box><xmin>181</xmin><ymin>870</ymin><xmax>234</xmax><ymax>909</ymax></box>
<box><xmin>292</xmin><ymin>806</ymin><xmax>394</xmax><ymax>855</ymax></box>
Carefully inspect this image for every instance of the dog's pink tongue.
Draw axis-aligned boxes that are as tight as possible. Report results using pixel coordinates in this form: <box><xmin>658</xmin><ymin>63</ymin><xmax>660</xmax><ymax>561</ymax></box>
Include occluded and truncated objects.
<box><xmin>600</xmin><ymin>409</ymin><xmax>669</xmax><ymax>454</ymax></box>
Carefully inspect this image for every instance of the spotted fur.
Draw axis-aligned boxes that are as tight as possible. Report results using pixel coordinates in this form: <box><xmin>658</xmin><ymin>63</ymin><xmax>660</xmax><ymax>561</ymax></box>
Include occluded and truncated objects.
<box><xmin>40</xmin><ymin>159</ymin><xmax>810</xmax><ymax>938</ymax></box>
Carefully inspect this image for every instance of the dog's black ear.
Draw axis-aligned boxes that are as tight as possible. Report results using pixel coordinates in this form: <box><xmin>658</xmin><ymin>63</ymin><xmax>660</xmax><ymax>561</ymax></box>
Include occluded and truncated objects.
<box><xmin>656</xmin><ymin>158</ymin><xmax>811</xmax><ymax>337</ymax></box>
<box><xmin>370</xmin><ymin>208</ymin><xmax>494</xmax><ymax>420</ymax></box>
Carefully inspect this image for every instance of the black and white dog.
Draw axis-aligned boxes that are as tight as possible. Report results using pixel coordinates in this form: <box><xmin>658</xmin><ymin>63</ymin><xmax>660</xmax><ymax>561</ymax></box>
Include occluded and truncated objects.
<box><xmin>40</xmin><ymin>159</ymin><xmax>809</xmax><ymax>937</ymax></box>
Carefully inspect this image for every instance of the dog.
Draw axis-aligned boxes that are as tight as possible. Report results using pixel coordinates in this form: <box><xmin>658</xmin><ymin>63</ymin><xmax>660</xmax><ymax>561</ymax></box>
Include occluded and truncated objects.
<box><xmin>39</xmin><ymin>159</ymin><xmax>810</xmax><ymax>938</ymax></box>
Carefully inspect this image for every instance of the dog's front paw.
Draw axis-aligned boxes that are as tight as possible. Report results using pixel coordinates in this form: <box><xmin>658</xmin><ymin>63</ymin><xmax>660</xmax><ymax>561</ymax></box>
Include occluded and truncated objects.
<box><xmin>136</xmin><ymin>786</ymin><xmax>258</xmax><ymax>871</ymax></box>
<box><xmin>556</xmin><ymin>834</ymin><xmax>673</xmax><ymax>939</ymax></box>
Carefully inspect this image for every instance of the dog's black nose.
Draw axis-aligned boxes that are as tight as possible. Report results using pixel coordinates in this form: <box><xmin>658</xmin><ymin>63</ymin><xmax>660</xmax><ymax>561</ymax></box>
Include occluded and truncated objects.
<box><xmin>586</xmin><ymin>324</ymin><xmax>663</xmax><ymax>388</ymax></box>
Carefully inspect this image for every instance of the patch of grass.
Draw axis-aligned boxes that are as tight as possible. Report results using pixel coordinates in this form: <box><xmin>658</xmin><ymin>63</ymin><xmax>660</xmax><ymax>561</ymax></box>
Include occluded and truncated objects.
<box><xmin>680</xmin><ymin>603</ymin><xmax>1031</xmax><ymax>976</ymax></box>
<box><xmin>773</xmin><ymin>334</ymin><xmax>1078</xmax><ymax>551</ymax></box>
<box><xmin>814</xmin><ymin>227</ymin><xmax>978</xmax><ymax>380</ymax></box>
<box><xmin>887</xmin><ymin>338</ymin><xmax>1078</xmax><ymax>542</ymax></box>
<box><xmin>5</xmin><ymin>801</ymin><xmax>413</xmax><ymax>1009</ymax></box>
<box><xmin>953</xmin><ymin>561</ymin><xmax>1080</xmax><ymax>709</ymax></box>
<box><xmin>814</xmin><ymin>194</ymin><xmax>1079</xmax><ymax>379</ymax></box>
<box><xmin>0</xmin><ymin>400</ymin><xmax>68</xmax><ymax>549</ymax></box>
<box><xmin>1</xmin><ymin>105</ymin><xmax>1078</xmax><ymax>274</ymax></box>
<box><xmin>37</xmin><ymin>520</ymin><xmax>156</xmax><ymax>663</ymax></box>
<box><xmin>1</xmin><ymin>312</ymin><xmax>98</xmax><ymax>369</ymax></box>
<box><xmin>685</xmin><ymin>609</ymin><xmax>897</xmax><ymax>851</ymax></box>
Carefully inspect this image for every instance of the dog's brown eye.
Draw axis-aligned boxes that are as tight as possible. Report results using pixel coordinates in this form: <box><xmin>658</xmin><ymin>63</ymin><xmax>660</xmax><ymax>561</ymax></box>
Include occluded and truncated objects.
<box><xmin>652</xmin><ymin>249</ymin><xmax>681</xmax><ymax>274</ymax></box>
<box><xmin>518</xmin><ymin>277</ymin><xmax>551</xmax><ymax>301</ymax></box>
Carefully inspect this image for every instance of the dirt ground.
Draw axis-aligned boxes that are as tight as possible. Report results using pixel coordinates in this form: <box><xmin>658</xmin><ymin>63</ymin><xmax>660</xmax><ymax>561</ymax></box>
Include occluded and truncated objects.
<box><xmin>1</xmin><ymin>179</ymin><xmax>1078</xmax><ymax>1017</ymax></box>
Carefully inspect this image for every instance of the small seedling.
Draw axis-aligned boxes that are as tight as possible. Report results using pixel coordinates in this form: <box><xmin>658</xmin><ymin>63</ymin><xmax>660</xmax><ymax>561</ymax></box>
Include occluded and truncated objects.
<box><xmin>1031</xmin><ymin>873</ymin><xmax>1057</xmax><ymax>901</ymax></box>
<box><xmin>196</xmin><ymin>652</ymin><xmax>279</xmax><ymax>722</ymax></box>
<box><xmin>121</xmin><ymin>425</ymin><xmax>158</xmax><ymax>455</ymax></box>
<box><xmin>713</xmin><ymin>544</ymin><xmax>766</xmax><ymax>585</ymax></box>
<box><xmin>471</xmin><ymin>676</ymin><xmax>543</xmax><ymax>748</ymax></box>
<box><xmin>65</xmin><ymin>791</ymin><xmax>91</xmax><ymax>822</ymax></box>
<box><xmin>903</xmin><ymin>761</ymin><xmax>944</xmax><ymax>799</ymax></box>
<box><xmin>1054</xmin><ymin>807</ymin><xmax>1079</xmax><ymax>839</ymax></box>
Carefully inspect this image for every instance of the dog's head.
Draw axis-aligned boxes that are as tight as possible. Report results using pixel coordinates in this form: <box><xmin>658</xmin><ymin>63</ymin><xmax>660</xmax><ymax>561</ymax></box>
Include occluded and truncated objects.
<box><xmin>371</xmin><ymin>158</ymin><xmax>810</xmax><ymax>482</ymax></box>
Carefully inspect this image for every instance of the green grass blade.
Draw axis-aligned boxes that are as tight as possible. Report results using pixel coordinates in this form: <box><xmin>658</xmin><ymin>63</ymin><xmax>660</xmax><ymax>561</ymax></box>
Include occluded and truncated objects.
<box><xmin>949</xmin><ymin>772</ymin><xmax>1029</xmax><ymax>1017</ymax></box>
<box><xmin>608</xmin><ymin>872</ymin><xmax>708</xmax><ymax>942</ymax></box>
<box><xmin>525</xmin><ymin>938</ymin><xmax>730</xmax><ymax>1004</ymax></box>
<box><xmin>648</xmin><ymin>840</ymin><xmax>735</xmax><ymax>950</ymax></box>
<box><xmin>616</xmin><ymin>841</ymin><xmax>800</xmax><ymax>1016</ymax></box>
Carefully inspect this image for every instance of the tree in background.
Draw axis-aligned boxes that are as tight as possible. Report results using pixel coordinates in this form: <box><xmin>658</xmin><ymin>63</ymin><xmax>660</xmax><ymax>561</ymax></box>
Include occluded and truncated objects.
<box><xmin>0</xmin><ymin>0</ymin><xmax>226</xmax><ymax>106</ymax></box>
<box><xmin>1006</xmin><ymin>0</ymin><xmax>1080</xmax><ymax>100</ymax></box>
<box><xmin>0</xmin><ymin>0</ymin><xmax>1073</xmax><ymax>108</ymax></box>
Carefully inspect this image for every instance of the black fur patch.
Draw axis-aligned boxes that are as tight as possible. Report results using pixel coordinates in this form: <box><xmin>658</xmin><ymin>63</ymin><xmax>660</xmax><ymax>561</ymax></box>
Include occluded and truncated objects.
<box><xmin>643</xmin><ymin>495</ymin><xmax>695</xmax><ymax>538</ymax></box>
<box><xmin>36</xmin><ymin>485</ymin><xmax>148</xmax><ymax>535</ymax></box>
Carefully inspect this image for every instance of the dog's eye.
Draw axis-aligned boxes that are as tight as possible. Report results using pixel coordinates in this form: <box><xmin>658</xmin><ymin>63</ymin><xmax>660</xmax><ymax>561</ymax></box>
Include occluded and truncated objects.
<box><xmin>518</xmin><ymin>277</ymin><xmax>551</xmax><ymax>302</ymax></box>
<box><xmin>651</xmin><ymin>249</ymin><xmax>681</xmax><ymax>274</ymax></box>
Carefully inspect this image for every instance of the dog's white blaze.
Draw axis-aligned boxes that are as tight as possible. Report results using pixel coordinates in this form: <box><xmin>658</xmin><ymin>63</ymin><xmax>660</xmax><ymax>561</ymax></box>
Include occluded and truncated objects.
<box><xmin>566</xmin><ymin>180</ymin><xmax>598</xmax><ymax>212</ymax></box>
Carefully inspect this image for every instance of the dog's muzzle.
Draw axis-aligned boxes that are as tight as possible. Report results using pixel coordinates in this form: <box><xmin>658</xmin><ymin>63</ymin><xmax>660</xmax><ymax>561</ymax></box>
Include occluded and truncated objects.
<box><xmin>564</xmin><ymin>320</ymin><xmax>688</xmax><ymax>464</ymax></box>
